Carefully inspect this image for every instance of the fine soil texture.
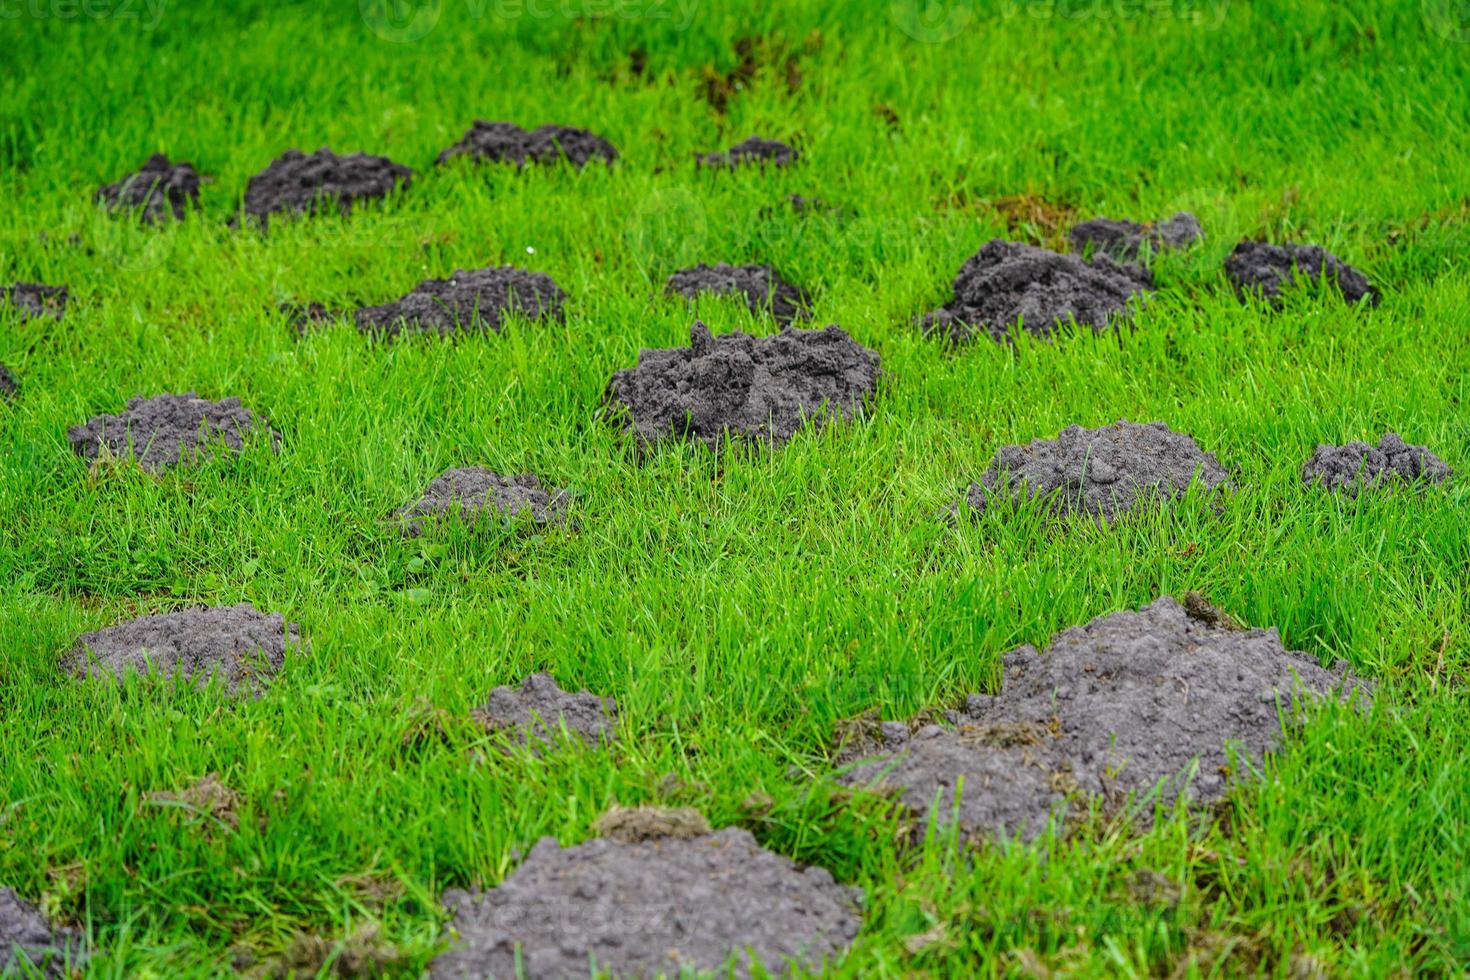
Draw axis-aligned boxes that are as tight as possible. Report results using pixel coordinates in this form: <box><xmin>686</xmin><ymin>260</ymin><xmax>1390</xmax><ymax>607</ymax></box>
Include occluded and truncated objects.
<box><xmin>395</xmin><ymin>468</ymin><xmax>570</xmax><ymax>538</ymax></box>
<box><xmin>0</xmin><ymin>364</ymin><xmax>15</xmax><ymax>400</ymax></box>
<box><xmin>1068</xmin><ymin>211</ymin><xmax>1203</xmax><ymax>261</ymax></box>
<box><xmin>698</xmin><ymin>136</ymin><xmax>799</xmax><ymax>169</ymax></box>
<box><xmin>961</xmin><ymin>420</ymin><xmax>1232</xmax><ymax>520</ymax></box>
<box><xmin>95</xmin><ymin>153</ymin><xmax>201</xmax><ymax>223</ymax></box>
<box><xmin>353</xmin><ymin>266</ymin><xmax>566</xmax><ymax>339</ymax></box>
<box><xmin>67</xmin><ymin>392</ymin><xmax>279</xmax><ymax>471</ymax></box>
<box><xmin>2</xmin><ymin>283</ymin><xmax>69</xmax><ymax>319</ymax></box>
<box><xmin>664</xmin><ymin>262</ymin><xmax>812</xmax><ymax>325</ymax></box>
<box><xmin>470</xmin><ymin>672</ymin><xmax>618</xmax><ymax>747</ymax></box>
<box><xmin>431</xmin><ymin>823</ymin><xmax>861</xmax><ymax>978</ymax></box>
<box><xmin>603</xmin><ymin>321</ymin><xmax>880</xmax><ymax>450</ymax></box>
<box><xmin>838</xmin><ymin>596</ymin><xmax>1366</xmax><ymax>840</ymax></box>
<box><xmin>1224</xmin><ymin>241</ymin><xmax>1378</xmax><ymax>306</ymax></box>
<box><xmin>920</xmin><ymin>239</ymin><xmax>1152</xmax><ymax>344</ymax></box>
<box><xmin>436</xmin><ymin>121</ymin><xmax>618</xmax><ymax>168</ymax></box>
<box><xmin>1302</xmin><ymin>432</ymin><xmax>1452</xmax><ymax>493</ymax></box>
<box><xmin>61</xmin><ymin>603</ymin><xmax>302</xmax><ymax>695</ymax></box>
<box><xmin>0</xmin><ymin>888</ymin><xmax>82</xmax><ymax>978</ymax></box>
<box><xmin>241</xmin><ymin>148</ymin><xmax>412</xmax><ymax>225</ymax></box>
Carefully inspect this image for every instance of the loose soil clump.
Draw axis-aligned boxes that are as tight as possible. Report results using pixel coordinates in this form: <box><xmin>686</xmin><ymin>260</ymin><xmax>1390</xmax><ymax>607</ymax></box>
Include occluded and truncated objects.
<box><xmin>665</xmin><ymin>262</ymin><xmax>812</xmax><ymax>325</ymax></box>
<box><xmin>0</xmin><ymin>365</ymin><xmax>15</xmax><ymax>400</ymax></box>
<box><xmin>920</xmin><ymin>239</ymin><xmax>1152</xmax><ymax>345</ymax></box>
<box><xmin>67</xmin><ymin>392</ymin><xmax>279</xmax><ymax>471</ymax></box>
<box><xmin>837</xmin><ymin>596</ymin><xmax>1366</xmax><ymax>840</ymax></box>
<box><xmin>471</xmin><ymin>673</ymin><xmax>617</xmax><ymax>748</ymax></box>
<box><xmin>396</xmin><ymin>468</ymin><xmax>570</xmax><ymax>538</ymax></box>
<box><xmin>2</xmin><ymin>283</ymin><xmax>69</xmax><ymax>320</ymax></box>
<box><xmin>241</xmin><ymin>148</ymin><xmax>412</xmax><ymax>226</ymax></box>
<box><xmin>698</xmin><ymin>136</ymin><xmax>799</xmax><ymax>170</ymax></box>
<box><xmin>353</xmin><ymin>266</ymin><xmax>566</xmax><ymax>339</ymax></box>
<box><xmin>960</xmin><ymin>420</ymin><xmax>1232</xmax><ymax>521</ymax></box>
<box><xmin>1</xmin><ymin>887</ymin><xmax>83</xmax><ymax>978</ymax></box>
<box><xmin>61</xmin><ymin>603</ymin><xmax>302</xmax><ymax>695</ymax></box>
<box><xmin>603</xmin><ymin>320</ymin><xmax>880</xmax><ymax>450</ymax></box>
<box><xmin>436</xmin><ymin>121</ymin><xmax>618</xmax><ymax>168</ymax></box>
<box><xmin>143</xmin><ymin>773</ymin><xmax>242</xmax><ymax>832</ymax></box>
<box><xmin>1224</xmin><ymin>241</ymin><xmax>1378</xmax><ymax>307</ymax></box>
<box><xmin>1068</xmin><ymin>211</ymin><xmax>1202</xmax><ymax>261</ymax></box>
<box><xmin>96</xmin><ymin>153</ymin><xmax>201</xmax><ymax>223</ymax></box>
<box><xmin>431</xmin><ymin>819</ymin><xmax>861</xmax><ymax>978</ymax></box>
<box><xmin>1302</xmin><ymin>432</ymin><xmax>1452</xmax><ymax>493</ymax></box>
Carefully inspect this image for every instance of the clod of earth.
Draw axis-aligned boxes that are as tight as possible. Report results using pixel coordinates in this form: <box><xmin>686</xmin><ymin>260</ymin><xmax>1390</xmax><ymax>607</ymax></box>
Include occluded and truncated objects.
<box><xmin>143</xmin><ymin>773</ymin><xmax>242</xmax><ymax>832</ymax></box>
<box><xmin>837</xmin><ymin>596</ymin><xmax>1367</xmax><ymax>841</ymax></box>
<box><xmin>1302</xmin><ymin>432</ymin><xmax>1452</xmax><ymax>493</ymax></box>
<box><xmin>396</xmin><ymin>468</ymin><xmax>570</xmax><ymax>538</ymax></box>
<box><xmin>960</xmin><ymin>420</ymin><xmax>1232</xmax><ymax>521</ymax></box>
<box><xmin>436</xmin><ymin>121</ymin><xmax>618</xmax><ymax>168</ymax></box>
<box><xmin>665</xmin><ymin>262</ymin><xmax>812</xmax><ymax>325</ymax></box>
<box><xmin>698</xmin><ymin>136</ymin><xmax>799</xmax><ymax>169</ymax></box>
<box><xmin>241</xmin><ymin>148</ymin><xmax>412</xmax><ymax>225</ymax></box>
<box><xmin>353</xmin><ymin>266</ymin><xmax>566</xmax><ymax>339</ymax></box>
<box><xmin>470</xmin><ymin>673</ymin><xmax>617</xmax><ymax>748</ymax></box>
<box><xmin>1068</xmin><ymin>212</ymin><xmax>1202</xmax><ymax>261</ymax></box>
<box><xmin>0</xmin><ymin>365</ymin><xmax>16</xmax><ymax>401</ymax></box>
<box><xmin>2</xmin><ymin>283</ymin><xmax>69</xmax><ymax>320</ymax></box>
<box><xmin>61</xmin><ymin>602</ymin><xmax>303</xmax><ymax>696</ymax></box>
<box><xmin>67</xmin><ymin>392</ymin><xmax>279</xmax><ymax>471</ymax></box>
<box><xmin>430</xmin><ymin>824</ymin><xmax>861</xmax><ymax>978</ymax></box>
<box><xmin>592</xmin><ymin>805</ymin><xmax>711</xmax><ymax>842</ymax></box>
<box><xmin>1</xmin><ymin>887</ymin><xmax>84</xmax><ymax>978</ymax></box>
<box><xmin>603</xmin><ymin>320</ymin><xmax>880</xmax><ymax>450</ymax></box>
<box><xmin>1224</xmin><ymin>241</ymin><xmax>1378</xmax><ymax>307</ymax></box>
<box><xmin>920</xmin><ymin>239</ymin><xmax>1152</xmax><ymax>345</ymax></box>
<box><xmin>96</xmin><ymin>153</ymin><xmax>201</xmax><ymax>223</ymax></box>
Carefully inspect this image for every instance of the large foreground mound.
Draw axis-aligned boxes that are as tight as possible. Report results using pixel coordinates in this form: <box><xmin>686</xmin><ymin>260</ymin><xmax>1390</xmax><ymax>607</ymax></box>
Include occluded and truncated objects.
<box><xmin>1</xmin><ymin>887</ymin><xmax>83</xmax><ymax>978</ymax></box>
<box><xmin>96</xmin><ymin>153</ymin><xmax>201</xmax><ymax>223</ymax></box>
<box><xmin>1303</xmin><ymin>432</ymin><xmax>1452</xmax><ymax>493</ymax></box>
<box><xmin>665</xmin><ymin>262</ymin><xmax>812</xmax><ymax>325</ymax></box>
<box><xmin>242</xmin><ymin>148</ymin><xmax>412</xmax><ymax>225</ymax></box>
<box><xmin>2</xmin><ymin>283</ymin><xmax>69</xmax><ymax>320</ymax></box>
<box><xmin>61</xmin><ymin>603</ymin><xmax>302</xmax><ymax>695</ymax></box>
<box><xmin>396</xmin><ymin>468</ymin><xmax>570</xmax><ymax>537</ymax></box>
<box><xmin>67</xmin><ymin>392</ymin><xmax>279</xmax><ymax>471</ymax></box>
<box><xmin>1224</xmin><ymin>241</ymin><xmax>1378</xmax><ymax>307</ymax></box>
<box><xmin>962</xmin><ymin>421</ymin><xmax>1231</xmax><ymax>520</ymax></box>
<box><xmin>1068</xmin><ymin>211</ymin><xmax>1202</xmax><ymax>261</ymax></box>
<box><xmin>472</xmin><ymin>673</ymin><xmax>618</xmax><ymax>747</ymax></box>
<box><xmin>354</xmin><ymin>266</ymin><xmax>566</xmax><ymax>339</ymax></box>
<box><xmin>604</xmin><ymin>321</ymin><xmax>880</xmax><ymax>449</ymax></box>
<box><xmin>839</xmin><ymin>596</ymin><xmax>1365</xmax><ymax>840</ymax></box>
<box><xmin>432</xmin><ymin>824</ymin><xmax>861</xmax><ymax>978</ymax></box>
<box><xmin>921</xmin><ymin>240</ymin><xmax>1152</xmax><ymax>345</ymax></box>
<box><xmin>698</xmin><ymin>136</ymin><xmax>799</xmax><ymax>169</ymax></box>
<box><xmin>436</xmin><ymin>121</ymin><xmax>618</xmax><ymax>168</ymax></box>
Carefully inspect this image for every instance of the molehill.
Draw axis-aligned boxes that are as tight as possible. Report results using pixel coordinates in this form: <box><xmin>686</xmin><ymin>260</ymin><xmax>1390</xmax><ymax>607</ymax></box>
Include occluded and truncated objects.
<box><xmin>471</xmin><ymin>673</ymin><xmax>618</xmax><ymax>748</ymax></box>
<box><xmin>698</xmin><ymin>136</ymin><xmax>799</xmax><ymax>169</ymax></box>
<box><xmin>0</xmin><ymin>365</ymin><xmax>15</xmax><ymax>400</ymax></box>
<box><xmin>354</xmin><ymin>266</ymin><xmax>566</xmax><ymax>339</ymax></box>
<box><xmin>437</xmin><ymin>121</ymin><xmax>617</xmax><ymax>168</ymax></box>
<box><xmin>241</xmin><ymin>148</ymin><xmax>412</xmax><ymax>225</ymax></box>
<box><xmin>665</xmin><ymin>262</ymin><xmax>812</xmax><ymax>325</ymax></box>
<box><xmin>2</xmin><ymin>283</ymin><xmax>69</xmax><ymax>320</ymax></box>
<box><xmin>1302</xmin><ymin>432</ymin><xmax>1452</xmax><ymax>493</ymax></box>
<box><xmin>96</xmin><ymin>153</ymin><xmax>201</xmax><ymax>223</ymax></box>
<box><xmin>1068</xmin><ymin>211</ymin><xmax>1202</xmax><ymax>261</ymax></box>
<box><xmin>67</xmin><ymin>392</ymin><xmax>279</xmax><ymax>471</ymax></box>
<box><xmin>1</xmin><ymin>887</ymin><xmax>83</xmax><ymax>978</ymax></box>
<box><xmin>395</xmin><ymin>468</ymin><xmax>570</xmax><ymax>538</ymax></box>
<box><xmin>1224</xmin><ymin>241</ymin><xmax>1378</xmax><ymax>306</ymax></box>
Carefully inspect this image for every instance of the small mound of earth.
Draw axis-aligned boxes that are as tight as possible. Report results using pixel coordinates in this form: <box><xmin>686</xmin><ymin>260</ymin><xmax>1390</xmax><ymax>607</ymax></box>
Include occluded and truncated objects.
<box><xmin>395</xmin><ymin>467</ymin><xmax>570</xmax><ymax>538</ymax></box>
<box><xmin>2</xmin><ymin>283</ymin><xmax>69</xmax><ymax>320</ymax></box>
<box><xmin>698</xmin><ymin>136</ymin><xmax>799</xmax><ymax>170</ymax></box>
<box><xmin>1</xmin><ymin>887</ymin><xmax>83</xmax><ymax>978</ymax></box>
<box><xmin>67</xmin><ymin>392</ymin><xmax>279</xmax><ymax>471</ymax></box>
<box><xmin>665</xmin><ymin>262</ymin><xmax>812</xmax><ymax>325</ymax></box>
<box><xmin>430</xmin><ymin>823</ymin><xmax>861</xmax><ymax>978</ymax></box>
<box><xmin>353</xmin><ymin>266</ymin><xmax>566</xmax><ymax>339</ymax></box>
<box><xmin>0</xmin><ymin>365</ymin><xmax>15</xmax><ymax>400</ymax></box>
<box><xmin>436</xmin><ymin>121</ymin><xmax>618</xmax><ymax>168</ymax></box>
<box><xmin>1068</xmin><ymin>211</ymin><xmax>1202</xmax><ymax>261</ymax></box>
<box><xmin>920</xmin><ymin>239</ymin><xmax>1152</xmax><ymax>345</ymax></box>
<box><xmin>242</xmin><ymin>148</ymin><xmax>412</xmax><ymax>225</ymax></box>
<box><xmin>279</xmin><ymin>301</ymin><xmax>338</xmax><ymax>336</ymax></box>
<box><xmin>1303</xmin><ymin>432</ymin><xmax>1452</xmax><ymax>493</ymax></box>
<box><xmin>96</xmin><ymin>153</ymin><xmax>201</xmax><ymax>223</ymax></box>
<box><xmin>838</xmin><ymin>596</ymin><xmax>1366</xmax><ymax>840</ymax></box>
<box><xmin>961</xmin><ymin>420</ymin><xmax>1232</xmax><ymax>520</ymax></box>
<box><xmin>1224</xmin><ymin>241</ymin><xmax>1378</xmax><ymax>307</ymax></box>
<box><xmin>61</xmin><ymin>603</ymin><xmax>302</xmax><ymax>695</ymax></box>
<box><xmin>471</xmin><ymin>673</ymin><xmax>617</xmax><ymax>747</ymax></box>
<box><xmin>604</xmin><ymin>320</ymin><xmax>880</xmax><ymax>450</ymax></box>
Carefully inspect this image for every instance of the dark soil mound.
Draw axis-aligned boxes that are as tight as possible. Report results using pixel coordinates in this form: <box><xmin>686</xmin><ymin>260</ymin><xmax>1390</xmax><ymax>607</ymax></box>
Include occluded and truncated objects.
<box><xmin>2</xmin><ymin>283</ymin><xmax>69</xmax><ymax>320</ymax></box>
<box><xmin>353</xmin><ymin>266</ymin><xmax>566</xmax><ymax>339</ymax></box>
<box><xmin>1068</xmin><ymin>211</ymin><xmax>1202</xmax><ymax>261</ymax></box>
<box><xmin>395</xmin><ymin>468</ymin><xmax>570</xmax><ymax>538</ymax></box>
<box><xmin>431</xmin><ymin>824</ymin><xmax>861</xmax><ymax>978</ymax></box>
<box><xmin>920</xmin><ymin>239</ymin><xmax>1152</xmax><ymax>345</ymax></box>
<box><xmin>471</xmin><ymin>673</ymin><xmax>617</xmax><ymax>747</ymax></box>
<box><xmin>961</xmin><ymin>421</ymin><xmax>1232</xmax><ymax>520</ymax></box>
<box><xmin>67</xmin><ymin>392</ymin><xmax>279</xmax><ymax>471</ymax></box>
<box><xmin>242</xmin><ymin>148</ymin><xmax>412</xmax><ymax>225</ymax></box>
<box><xmin>838</xmin><ymin>596</ymin><xmax>1366</xmax><ymax>840</ymax></box>
<box><xmin>604</xmin><ymin>321</ymin><xmax>880</xmax><ymax>450</ymax></box>
<box><xmin>0</xmin><ymin>365</ymin><xmax>15</xmax><ymax>401</ymax></box>
<box><xmin>96</xmin><ymin>153</ymin><xmax>201</xmax><ymax>223</ymax></box>
<box><xmin>436</xmin><ymin>121</ymin><xmax>618</xmax><ymax>168</ymax></box>
<box><xmin>1303</xmin><ymin>432</ymin><xmax>1452</xmax><ymax>493</ymax></box>
<box><xmin>664</xmin><ymin>262</ymin><xmax>812</xmax><ymax>325</ymax></box>
<box><xmin>698</xmin><ymin>136</ymin><xmax>799</xmax><ymax>170</ymax></box>
<box><xmin>61</xmin><ymin>603</ymin><xmax>302</xmax><ymax>695</ymax></box>
<box><xmin>1224</xmin><ymin>241</ymin><xmax>1378</xmax><ymax>307</ymax></box>
<box><xmin>1</xmin><ymin>887</ymin><xmax>83</xmax><ymax>978</ymax></box>
<box><xmin>279</xmin><ymin>301</ymin><xmax>338</xmax><ymax>336</ymax></box>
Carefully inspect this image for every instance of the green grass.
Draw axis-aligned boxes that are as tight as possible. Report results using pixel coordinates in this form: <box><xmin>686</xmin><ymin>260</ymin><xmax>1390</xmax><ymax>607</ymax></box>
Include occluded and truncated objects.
<box><xmin>2</xmin><ymin>0</ymin><xmax>1469</xmax><ymax>975</ymax></box>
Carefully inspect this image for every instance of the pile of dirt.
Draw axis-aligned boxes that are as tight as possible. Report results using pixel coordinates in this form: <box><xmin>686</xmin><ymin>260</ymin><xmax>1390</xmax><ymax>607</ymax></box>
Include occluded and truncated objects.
<box><xmin>61</xmin><ymin>603</ymin><xmax>302</xmax><ymax>695</ymax></box>
<box><xmin>1302</xmin><ymin>432</ymin><xmax>1452</xmax><ymax>492</ymax></box>
<box><xmin>2</xmin><ymin>283</ymin><xmax>69</xmax><ymax>319</ymax></box>
<box><xmin>241</xmin><ymin>148</ymin><xmax>412</xmax><ymax>225</ymax></box>
<box><xmin>698</xmin><ymin>136</ymin><xmax>799</xmax><ymax>169</ymax></box>
<box><xmin>436</xmin><ymin>121</ymin><xmax>618</xmax><ymax>168</ymax></box>
<box><xmin>960</xmin><ymin>421</ymin><xmax>1232</xmax><ymax>520</ymax></box>
<box><xmin>396</xmin><ymin>468</ymin><xmax>570</xmax><ymax>538</ymax></box>
<box><xmin>1</xmin><ymin>887</ymin><xmax>83</xmax><ymax>978</ymax></box>
<box><xmin>431</xmin><ymin>821</ymin><xmax>861</xmax><ymax>978</ymax></box>
<box><xmin>353</xmin><ymin>266</ymin><xmax>566</xmax><ymax>339</ymax></box>
<box><xmin>603</xmin><ymin>320</ymin><xmax>880</xmax><ymax>450</ymax></box>
<box><xmin>920</xmin><ymin>239</ymin><xmax>1152</xmax><ymax>345</ymax></box>
<box><xmin>1224</xmin><ymin>241</ymin><xmax>1378</xmax><ymax>307</ymax></box>
<box><xmin>67</xmin><ymin>392</ymin><xmax>279</xmax><ymax>471</ymax></box>
<box><xmin>471</xmin><ymin>673</ymin><xmax>618</xmax><ymax>747</ymax></box>
<box><xmin>143</xmin><ymin>774</ymin><xmax>242</xmax><ymax>832</ymax></box>
<box><xmin>1068</xmin><ymin>211</ymin><xmax>1202</xmax><ymax>261</ymax></box>
<box><xmin>96</xmin><ymin>153</ymin><xmax>201</xmax><ymax>223</ymax></box>
<box><xmin>665</xmin><ymin>262</ymin><xmax>812</xmax><ymax>325</ymax></box>
<box><xmin>837</xmin><ymin>596</ymin><xmax>1366</xmax><ymax>840</ymax></box>
<box><xmin>279</xmin><ymin>301</ymin><xmax>337</xmax><ymax>336</ymax></box>
<box><xmin>0</xmin><ymin>365</ymin><xmax>15</xmax><ymax>400</ymax></box>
